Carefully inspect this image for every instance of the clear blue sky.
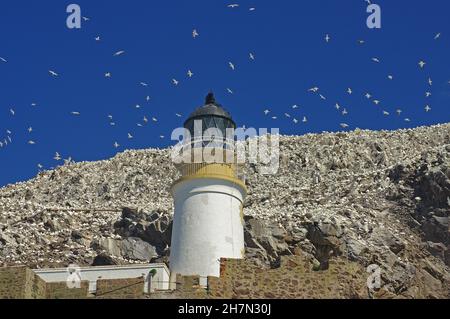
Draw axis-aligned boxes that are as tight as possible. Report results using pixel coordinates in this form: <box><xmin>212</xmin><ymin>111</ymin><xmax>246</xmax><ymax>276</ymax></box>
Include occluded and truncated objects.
<box><xmin>0</xmin><ymin>0</ymin><xmax>449</xmax><ymax>186</ymax></box>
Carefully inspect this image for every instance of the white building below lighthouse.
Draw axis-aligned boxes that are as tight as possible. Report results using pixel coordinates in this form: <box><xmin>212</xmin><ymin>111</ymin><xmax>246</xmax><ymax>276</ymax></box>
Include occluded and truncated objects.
<box><xmin>169</xmin><ymin>93</ymin><xmax>247</xmax><ymax>286</ymax></box>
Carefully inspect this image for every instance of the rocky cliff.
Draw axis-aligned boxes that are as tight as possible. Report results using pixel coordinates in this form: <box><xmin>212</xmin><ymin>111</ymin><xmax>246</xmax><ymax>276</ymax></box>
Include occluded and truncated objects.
<box><xmin>1</xmin><ymin>123</ymin><xmax>449</xmax><ymax>298</ymax></box>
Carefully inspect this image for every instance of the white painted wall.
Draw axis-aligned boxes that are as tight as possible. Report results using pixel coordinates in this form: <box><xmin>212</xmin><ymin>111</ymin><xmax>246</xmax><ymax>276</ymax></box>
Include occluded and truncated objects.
<box><xmin>33</xmin><ymin>263</ymin><xmax>170</xmax><ymax>293</ymax></box>
<box><xmin>170</xmin><ymin>178</ymin><xmax>246</xmax><ymax>281</ymax></box>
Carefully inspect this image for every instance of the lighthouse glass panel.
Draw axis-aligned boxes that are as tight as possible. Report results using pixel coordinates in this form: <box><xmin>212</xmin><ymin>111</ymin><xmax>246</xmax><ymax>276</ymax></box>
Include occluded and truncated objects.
<box><xmin>185</xmin><ymin>116</ymin><xmax>235</xmax><ymax>148</ymax></box>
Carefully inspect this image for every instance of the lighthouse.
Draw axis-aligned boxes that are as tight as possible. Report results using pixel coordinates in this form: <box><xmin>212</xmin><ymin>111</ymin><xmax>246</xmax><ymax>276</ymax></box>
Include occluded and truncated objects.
<box><xmin>169</xmin><ymin>93</ymin><xmax>247</xmax><ymax>286</ymax></box>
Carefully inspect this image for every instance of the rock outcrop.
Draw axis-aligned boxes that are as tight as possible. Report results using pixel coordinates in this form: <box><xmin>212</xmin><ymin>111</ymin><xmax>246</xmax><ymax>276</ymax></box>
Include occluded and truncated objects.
<box><xmin>1</xmin><ymin>123</ymin><xmax>449</xmax><ymax>298</ymax></box>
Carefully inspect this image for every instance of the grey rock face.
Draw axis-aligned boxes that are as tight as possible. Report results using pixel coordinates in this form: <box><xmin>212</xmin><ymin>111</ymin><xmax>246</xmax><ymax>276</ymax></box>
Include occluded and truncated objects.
<box><xmin>92</xmin><ymin>236</ymin><xmax>158</xmax><ymax>262</ymax></box>
<box><xmin>122</xmin><ymin>237</ymin><xmax>157</xmax><ymax>261</ymax></box>
<box><xmin>306</xmin><ymin>222</ymin><xmax>343</xmax><ymax>270</ymax></box>
<box><xmin>370</xmin><ymin>228</ymin><xmax>405</xmax><ymax>254</ymax></box>
<box><xmin>345</xmin><ymin>239</ymin><xmax>367</xmax><ymax>261</ymax></box>
<box><xmin>113</xmin><ymin>208</ymin><xmax>172</xmax><ymax>255</ymax></box>
<box><xmin>416</xmin><ymin>167</ymin><xmax>450</xmax><ymax>208</ymax></box>
<box><xmin>426</xmin><ymin>241</ymin><xmax>447</xmax><ymax>260</ymax></box>
<box><xmin>391</xmin><ymin>145</ymin><xmax>450</xmax><ymax>267</ymax></box>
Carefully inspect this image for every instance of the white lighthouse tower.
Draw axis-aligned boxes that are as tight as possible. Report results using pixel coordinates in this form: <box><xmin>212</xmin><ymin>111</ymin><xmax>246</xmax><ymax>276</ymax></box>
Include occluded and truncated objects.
<box><xmin>169</xmin><ymin>93</ymin><xmax>247</xmax><ymax>286</ymax></box>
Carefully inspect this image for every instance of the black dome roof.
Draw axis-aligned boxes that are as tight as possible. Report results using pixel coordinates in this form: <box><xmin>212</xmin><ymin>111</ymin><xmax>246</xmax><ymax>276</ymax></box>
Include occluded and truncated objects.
<box><xmin>184</xmin><ymin>93</ymin><xmax>235</xmax><ymax>127</ymax></box>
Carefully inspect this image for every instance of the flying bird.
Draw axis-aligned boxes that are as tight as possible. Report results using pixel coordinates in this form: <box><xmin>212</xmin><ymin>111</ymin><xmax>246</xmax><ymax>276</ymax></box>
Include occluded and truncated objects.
<box><xmin>292</xmin><ymin>105</ymin><xmax>299</xmax><ymax>109</ymax></box>
<box><xmin>418</xmin><ymin>60</ymin><xmax>426</xmax><ymax>68</ymax></box>
<box><xmin>308</xmin><ymin>87</ymin><xmax>319</xmax><ymax>93</ymax></box>
<box><xmin>175</xmin><ymin>113</ymin><xmax>182</xmax><ymax>117</ymax></box>
<box><xmin>49</xmin><ymin>70</ymin><xmax>58</xmax><ymax>77</ymax></box>
<box><xmin>28</xmin><ymin>140</ymin><xmax>36</xmax><ymax>145</ymax></box>
<box><xmin>71</xmin><ymin>111</ymin><xmax>80</xmax><ymax>115</ymax></box>
<box><xmin>0</xmin><ymin>57</ymin><xmax>7</xmax><ymax>63</ymax></box>
<box><xmin>228</xmin><ymin>4</ymin><xmax>239</xmax><ymax>8</ymax></box>
<box><xmin>347</xmin><ymin>88</ymin><xmax>353</xmax><ymax>95</ymax></box>
<box><xmin>302</xmin><ymin>116</ymin><xmax>308</xmax><ymax>123</ymax></box>
<box><xmin>113</xmin><ymin>50</ymin><xmax>125</xmax><ymax>56</ymax></box>
<box><xmin>425</xmin><ymin>105</ymin><xmax>432</xmax><ymax>112</ymax></box>
<box><xmin>172</xmin><ymin>79</ymin><xmax>179</xmax><ymax>86</ymax></box>
<box><xmin>128</xmin><ymin>133</ymin><xmax>133</xmax><ymax>139</ymax></box>
<box><xmin>264</xmin><ymin>109</ymin><xmax>270</xmax><ymax>115</ymax></box>
<box><xmin>54</xmin><ymin>152</ymin><xmax>61</xmax><ymax>161</ymax></box>
<box><xmin>228</xmin><ymin>62</ymin><xmax>235</xmax><ymax>70</ymax></box>
<box><xmin>226</xmin><ymin>88</ymin><xmax>234</xmax><ymax>94</ymax></box>
<box><xmin>114</xmin><ymin>142</ymin><xmax>120</xmax><ymax>148</ymax></box>
<box><xmin>95</xmin><ymin>36</ymin><xmax>101</xmax><ymax>41</ymax></box>
<box><xmin>434</xmin><ymin>33</ymin><xmax>441</xmax><ymax>40</ymax></box>
<box><xmin>9</xmin><ymin>108</ymin><xmax>15</xmax><ymax>116</ymax></box>
<box><xmin>192</xmin><ymin>29</ymin><xmax>199</xmax><ymax>38</ymax></box>
<box><xmin>428</xmin><ymin>77</ymin><xmax>433</xmax><ymax>86</ymax></box>
<box><xmin>249</xmin><ymin>53</ymin><xmax>255</xmax><ymax>60</ymax></box>
<box><xmin>325</xmin><ymin>34</ymin><xmax>331</xmax><ymax>43</ymax></box>
<box><xmin>372</xmin><ymin>57</ymin><xmax>380</xmax><ymax>63</ymax></box>
<box><xmin>105</xmin><ymin>72</ymin><xmax>111</xmax><ymax>78</ymax></box>
<box><xmin>340</xmin><ymin>123</ymin><xmax>349</xmax><ymax>129</ymax></box>
<box><xmin>187</xmin><ymin>70</ymin><xmax>193</xmax><ymax>78</ymax></box>
<box><xmin>365</xmin><ymin>93</ymin><xmax>372</xmax><ymax>99</ymax></box>
<box><xmin>140</xmin><ymin>82</ymin><xmax>149</xmax><ymax>87</ymax></box>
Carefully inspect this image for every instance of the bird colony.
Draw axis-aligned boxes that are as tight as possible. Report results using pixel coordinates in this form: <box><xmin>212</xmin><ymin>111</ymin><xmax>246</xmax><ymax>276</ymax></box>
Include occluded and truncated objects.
<box><xmin>0</xmin><ymin>123</ymin><xmax>449</xmax><ymax>297</ymax></box>
<box><xmin>0</xmin><ymin>3</ymin><xmax>447</xmax><ymax>165</ymax></box>
<box><xmin>0</xmin><ymin>2</ymin><xmax>449</xmax><ymax>298</ymax></box>
<box><xmin>0</xmin><ymin>4</ymin><xmax>261</xmax><ymax>156</ymax></box>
